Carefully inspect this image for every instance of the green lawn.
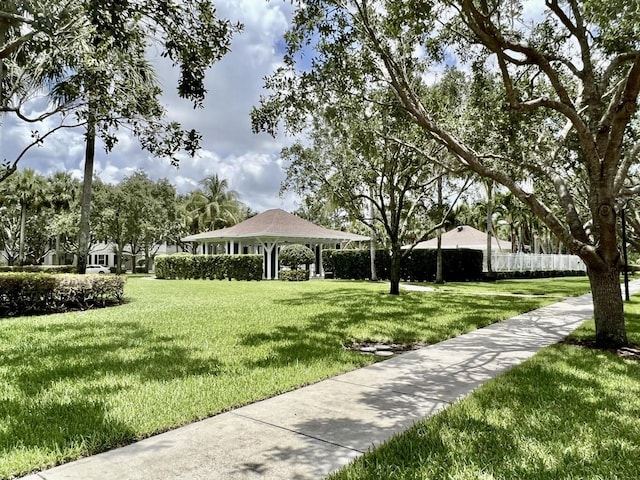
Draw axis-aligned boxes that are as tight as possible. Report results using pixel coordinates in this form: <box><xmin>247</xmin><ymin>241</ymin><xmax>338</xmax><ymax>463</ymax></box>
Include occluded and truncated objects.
<box><xmin>330</xmin><ymin>296</ymin><xmax>640</xmax><ymax>480</ymax></box>
<box><xmin>0</xmin><ymin>277</ymin><xmax>589</xmax><ymax>479</ymax></box>
<box><xmin>427</xmin><ymin>276</ymin><xmax>592</xmax><ymax>297</ymax></box>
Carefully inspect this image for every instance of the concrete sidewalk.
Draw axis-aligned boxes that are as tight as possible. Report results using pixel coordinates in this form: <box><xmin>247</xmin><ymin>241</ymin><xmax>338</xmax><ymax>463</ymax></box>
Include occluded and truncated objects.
<box><xmin>22</xmin><ymin>281</ymin><xmax>640</xmax><ymax>480</ymax></box>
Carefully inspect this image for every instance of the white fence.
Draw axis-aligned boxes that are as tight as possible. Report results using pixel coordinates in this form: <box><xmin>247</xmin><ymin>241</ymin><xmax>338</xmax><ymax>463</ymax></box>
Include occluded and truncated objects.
<box><xmin>485</xmin><ymin>253</ymin><xmax>586</xmax><ymax>273</ymax></box>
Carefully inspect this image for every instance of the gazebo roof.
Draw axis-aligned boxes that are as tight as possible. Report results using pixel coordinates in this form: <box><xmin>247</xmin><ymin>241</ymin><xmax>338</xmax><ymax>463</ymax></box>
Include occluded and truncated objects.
<box><xmin>407</xmin><ymin>225</ymin><xmax>512</xmax><ymax>252</ymax></box>
<box><xmin>181</xmin><ymin>208</ymin><xmax>369</xmax><ymax>244</ymax></box>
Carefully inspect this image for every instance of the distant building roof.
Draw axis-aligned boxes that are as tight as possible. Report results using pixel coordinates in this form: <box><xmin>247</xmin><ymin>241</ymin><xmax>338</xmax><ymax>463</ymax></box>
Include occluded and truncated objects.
<box><xmin>407</xmin><ymin>225</ymin><xmax>512</xmax><ymax>252</ymax></box>
<box><xmin>182</xmin><ymin>208</ymin><xmax>369</xmax><ymax>244</ymax></box>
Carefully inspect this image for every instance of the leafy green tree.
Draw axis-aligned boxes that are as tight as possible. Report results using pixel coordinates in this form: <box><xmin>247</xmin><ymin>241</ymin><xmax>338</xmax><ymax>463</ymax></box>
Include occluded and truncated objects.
<box><xmin>47</xmin><ymin>171</ymin><xmax>80</xmax><ymax>264</ymax></box>
<box><xmin>93</xmin><ymin>181</ymin><xmax>128</xmax><ymax>274</ymax></box>
<box><xmin>2</xmin><ymin>2</ymin><xmax>240</xmax><ymax>272</ymax></box>
<box><xmin>255</xmin><ymin>0</ymin><xmax>640</xmax><ymax>347</ymax></box>
<box><xmin>0</xmin><ymin>2</ymin><xmax>87</xmax><ymax>182</ymax></box>
<box><xmin>140</xmin><ymin>178</ymin><xmax>178</xmax><ymax>272</ymax></box>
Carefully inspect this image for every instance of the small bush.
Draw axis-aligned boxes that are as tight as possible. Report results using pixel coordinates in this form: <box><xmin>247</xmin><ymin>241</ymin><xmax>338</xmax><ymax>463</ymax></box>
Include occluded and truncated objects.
<box><xmin>279</xmin><ymin>270</ymin><xmax>310</xmax><ymax>281</ymax></box>
<box><xmin>154</xmin><ymin>254</ymin><xmax>262</xmax><ymax>281</ymax></box>
<box><xmin>0</xmin><ymin>273</ymin><xmax>126</xmax><ymax>317</ymax></box>
<box><xmin>279</xmin><ymin>244</ymin><xmax>315</xmax><ymax>270</ymax></box>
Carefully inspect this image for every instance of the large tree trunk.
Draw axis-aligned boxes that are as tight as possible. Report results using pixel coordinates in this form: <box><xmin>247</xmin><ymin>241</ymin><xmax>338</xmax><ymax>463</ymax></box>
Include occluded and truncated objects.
<box><xmin>587</xmin><ymin>263</ymin><xmax>626</xmax><ymax>347</ymax></box>
<box><xmin>18</xmin><ymin>202</ymin><xmax>26</xmax><ymax>265</ymax></box>
<box><xmin>435</xmin><ymin>176</ymin><xmax>444</xmax><ymax>284</ymax></box>
<box><xmin>77</xmin><ymin>115</ymin><xmax>96</xmax><ymax>275</ymax></box>
<box><xmin>55</xmin><ymin>234</ymin><xmax>62</xmax><ymax>265</ymax></box>
<box><xmin>389</xmin><ymin>244</ymin><xmax>401</xmax><ymax>295</ymax></box>
<box><xmin>369</xmin><ymin>189</ymin><xmax>377</xmax><ymax>281</ymax></box>
<box><xmin>485</xmin><ymin>181</ymin><xmax>493</xmax><ymax>277</ymax></box>
<box><xmin>369</xmin><ymin>240</ymin><xmax>377</xmax><ymax>281</ymax></box>
<box><xmin>116</xmin><ymin>244</ymin><xmax>125</xmax><ymax>275</ymax></box>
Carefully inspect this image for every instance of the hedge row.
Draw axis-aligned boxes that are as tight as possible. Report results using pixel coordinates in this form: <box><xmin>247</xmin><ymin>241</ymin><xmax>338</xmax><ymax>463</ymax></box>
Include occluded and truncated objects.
<box><xmin>0</xmin><ymin>265</ymin><xmax>75</xmax><ymax>273</ymax></box>
<box><xmin>0</xmin><ymin>273</ymin><xmax>126</xmax><ymax>317</ymax></box>
<box><xmin>322</xmin><ymin>248</ymin><xmax>484</xmax><ymax>282</ymax></box>
<box><xmin>155</xmin><ymin>253</ymin><xmax>263</xmax><ymax>280</ymax></box>
<box><xmin>322</xmin><ymin>249</ymin><xmax>391</xmax><ymax>280</ymax></box>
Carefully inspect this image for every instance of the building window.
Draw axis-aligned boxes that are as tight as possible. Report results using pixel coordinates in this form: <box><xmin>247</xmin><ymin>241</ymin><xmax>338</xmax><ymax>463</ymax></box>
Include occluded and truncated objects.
<box><xmin>97</xmin><ymin>254</ymin><xmax>108</xmax><ymax>266</ymax></box>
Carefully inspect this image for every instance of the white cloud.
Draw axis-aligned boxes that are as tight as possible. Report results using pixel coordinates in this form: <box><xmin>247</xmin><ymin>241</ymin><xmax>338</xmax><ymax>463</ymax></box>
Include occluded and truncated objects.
<box><xmin>1</xmin><ymin>0</ymin><xmax>300</xmax><ymax>212</ymax></box>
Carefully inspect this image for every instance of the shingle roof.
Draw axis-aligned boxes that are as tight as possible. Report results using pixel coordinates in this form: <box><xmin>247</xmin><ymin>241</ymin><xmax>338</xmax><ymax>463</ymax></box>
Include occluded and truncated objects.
<box><xmin>408</xmin><ymin>225</ymin><xmax>512</xmax><ymax>252</ymax></box>
<box><xmin>181</xmin><ymin>208</ymin><xmax>369</xmax><ymax>243</ymax></box>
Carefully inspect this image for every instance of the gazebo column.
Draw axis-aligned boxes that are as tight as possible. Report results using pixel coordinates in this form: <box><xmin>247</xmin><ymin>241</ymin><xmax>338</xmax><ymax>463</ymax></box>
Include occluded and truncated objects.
<box><xmin>319</xmin><ymin>244</ymin><xmax>324</xmax><ymax>277</ymax></box>
<box><xmin>262</xmin><ymin>242</ymin><xmax>275</xmax><ymax>279</ymax></box>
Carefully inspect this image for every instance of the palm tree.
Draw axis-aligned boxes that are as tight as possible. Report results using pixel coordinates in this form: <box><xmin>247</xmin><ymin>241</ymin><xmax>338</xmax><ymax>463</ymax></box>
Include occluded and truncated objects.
<box><xmin>190</xmin><ymin>174</ymin><xmax>243</xmax><ymax>231</ymax></box>
<box><xmin>8</xmin><ymin>169</ymin><xmax>48</xmax><ymax>265</ymax></box>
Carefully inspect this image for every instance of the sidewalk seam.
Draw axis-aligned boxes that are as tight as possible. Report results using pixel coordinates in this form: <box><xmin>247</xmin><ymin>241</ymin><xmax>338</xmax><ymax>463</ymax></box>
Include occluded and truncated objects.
<box><xmin>229</xmin><ymin>411</ymin><xmax>366</xmax><ymax>454</ymax></box>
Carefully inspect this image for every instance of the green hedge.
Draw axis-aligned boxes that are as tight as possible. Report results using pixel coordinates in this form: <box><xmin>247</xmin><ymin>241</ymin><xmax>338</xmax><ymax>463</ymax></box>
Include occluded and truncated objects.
<box><xmin>402</xmin><ymin>249</ymin><xmax>484</xmax><ymax>282</ymax></box>
<box><xmin>0</xmin><ymin>265</ymin><xmax>76</xmax><ymax>274</ymax></box>
<box><xmin>322</xmin><ymin>248</ymin><xmax>484</xmax><ymax>282</ymax></box>
<box><xmin>154</xmin><ymin>254</ymin><xmax>263</xmax><ymax>281</ymax></box>
<box><xmin>279</xmin><ymin>270</ymin><xmax>311</xmax><ymax>281</ymax></box>
<box><xmin>322</xmin><ymin>249</ymin><xmax>390</xmax><ymax>280</ymax></box>
<box><xmin>0</xmin><ymin>273</ymin><xmax>126</xmax><ymax>317</ymax></box>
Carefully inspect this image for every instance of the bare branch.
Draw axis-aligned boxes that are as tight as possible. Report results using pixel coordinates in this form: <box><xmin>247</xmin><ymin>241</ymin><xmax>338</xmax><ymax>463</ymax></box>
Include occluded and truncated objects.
<box><xmin>614</xmin><ymin>141</ymin><xmax>640</xmax><ymax>195</ymax></box>
<box><xmin>0</xmin><ymin>120</ymin><xmax>85</xmax><ymax>183</ymax></box>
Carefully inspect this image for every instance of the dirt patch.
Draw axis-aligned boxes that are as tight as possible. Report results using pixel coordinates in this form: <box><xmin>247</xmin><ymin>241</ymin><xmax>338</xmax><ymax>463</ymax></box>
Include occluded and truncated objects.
<box><xmin>344</xmin><ymin>341</ymin><xmax>427</xmax><ymax>355</ymax></box>
<box><xmin>561</xmin><ymin>338</ymin><xmax>640</xmax><ymax>362</ymax></box>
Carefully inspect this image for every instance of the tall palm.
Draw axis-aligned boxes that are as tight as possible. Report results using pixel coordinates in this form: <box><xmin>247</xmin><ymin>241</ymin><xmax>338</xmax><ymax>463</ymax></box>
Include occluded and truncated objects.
<box><xmin>190</xmin><ymin>174</ymin><xmax>243</xmax><ymax>231</ymax></box>
<box><xmin>4</xmin><ymin>169</ymin><xmax>48</xmax><ymax>265</ymax></box>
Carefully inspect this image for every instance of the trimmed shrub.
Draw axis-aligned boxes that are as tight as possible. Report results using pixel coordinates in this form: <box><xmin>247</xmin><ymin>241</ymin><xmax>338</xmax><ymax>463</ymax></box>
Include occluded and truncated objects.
<box><xmin>0</xmin><ymin>273</ymin><xmax>126</xmax><ymax>317</ymax></box>
<box><xmin>280</xmin><ymin>270</ymin><xmax>310</xmax><ymax>281</ymax></box>
<box><xmin>154</xmin><ymin>254</ymin><xmax>262</xmax><ymax>281</ymax></box>
<box><xmin>280</xmin><ymin>244</ymin><xmax>315</xmax><ymax>270</ymax></box>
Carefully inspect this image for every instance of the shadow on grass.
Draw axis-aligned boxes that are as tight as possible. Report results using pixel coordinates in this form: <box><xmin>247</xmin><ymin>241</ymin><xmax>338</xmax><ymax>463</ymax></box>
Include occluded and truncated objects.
<box><xmin>1</xmin><ymin>319</ymin><xmax>222</xmax><ymax>476</ymax></box>
<box><xmin>239</xmin><ymin>287</ymin><xmax>547</xmax><ymax>370</ymax></box>
<box><xmin>324</xmin><ymin>341</ymin><xmax>640</xmax><ymax>479</ymax></box>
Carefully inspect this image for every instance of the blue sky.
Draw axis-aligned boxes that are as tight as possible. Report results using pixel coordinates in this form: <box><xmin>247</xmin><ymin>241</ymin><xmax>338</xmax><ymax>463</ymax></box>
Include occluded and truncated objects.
<box><xmin>0</xmin><ymin>0</ymin><xmax>300</xmax><ymax>212</ymax></box>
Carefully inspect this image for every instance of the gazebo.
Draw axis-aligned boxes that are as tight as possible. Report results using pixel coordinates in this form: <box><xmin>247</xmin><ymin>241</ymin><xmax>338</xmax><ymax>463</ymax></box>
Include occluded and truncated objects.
<box><xmin>407</xmin><ymin>225</ymin><xmax>512</xmax><ymax>252</ymax></box>
<box><xmin>181</xmin><ymin>208</ymin><xmax>369</xmax><ymax>279</ymax></box>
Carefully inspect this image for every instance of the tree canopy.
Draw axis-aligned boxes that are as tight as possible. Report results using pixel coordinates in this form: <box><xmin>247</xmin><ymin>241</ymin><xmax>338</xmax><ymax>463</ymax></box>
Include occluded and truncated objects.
<box><xmin>254</xmin><ymin>0</ymin><xmax>640</xmax><ymax>347</ymax></box>
<box><xmin>0</xmin><ymin>0</ymin><xmax>241</xmax><ymax>181</ymax></box>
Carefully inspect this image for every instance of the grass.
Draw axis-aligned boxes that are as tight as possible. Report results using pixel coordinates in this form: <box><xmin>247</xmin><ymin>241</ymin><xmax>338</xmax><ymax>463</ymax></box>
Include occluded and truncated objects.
<box><xmin>329</xmin><ymin>296</ymin><xmax>640</xmax><ymax>480</ymax></box>
<box><xmin>0</xmin><ymin>277</ymin><xmax>589</xmax><ymax>479</ymax></box>
<box><xmin>426</xmin><ymin>276</ymin><xmax>592</xmax><ymax>297</ymax></box>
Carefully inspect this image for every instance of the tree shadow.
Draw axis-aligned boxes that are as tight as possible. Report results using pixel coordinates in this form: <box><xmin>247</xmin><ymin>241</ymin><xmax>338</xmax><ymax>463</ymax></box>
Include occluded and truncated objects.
<box><xmin>1</xmin><ymin>319</ymin><xmax>222</xmax><ymax>478</ymax></box>
<box><xmin>323</xmin><ymin>343</ymin><xmax>640</xmax><ymax>479</ymax></box>
<box><xmin>238</xmin><ymin>287</ymin><xmax>549</xmax><ymax>371</ymax></box>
